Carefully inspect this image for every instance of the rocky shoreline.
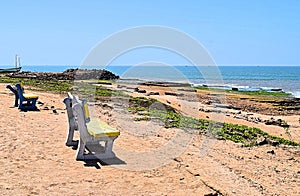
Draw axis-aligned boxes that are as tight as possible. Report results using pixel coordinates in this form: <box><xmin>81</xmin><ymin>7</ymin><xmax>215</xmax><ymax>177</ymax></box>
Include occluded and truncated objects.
<box><xmin>6</xmin><ymin>69</ymin><xmax>300</xmax><ymax>117</ymax></box>
<box><xmin>8</xmin><ymin>68</ymin><xmax>120</xmax><ymax>81</ymax></box>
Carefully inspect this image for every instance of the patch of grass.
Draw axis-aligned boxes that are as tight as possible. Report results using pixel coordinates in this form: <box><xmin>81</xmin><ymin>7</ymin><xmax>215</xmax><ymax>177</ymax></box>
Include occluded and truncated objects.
<box><xmin>134</xmin><ymin>117</ymin><xmax>151</xmax><ymax>121</ymax></box>
<box><xmin>95</xmin><ymin>86</ymin><xmax>126</xmax><ymax>97</ymax></box>
<box><xmin>0</xmin><ymin>75</ymin><xmax>126</xmax><ymax>97</ymax></box>
<box><xmin>28</xmin><ymin>80</ymin><xmax>73</xmax><ymax>93</ymax></box>
<box><xmin>129</xmin><ymin>97</ymin><xmax>158</xmax><ymax>107</ymax></box>
<box><xmin>193</xmin><ymin>85</ymin><xmax>291</xmax><ymax>97</ymax></box>
<box><xmin>193</xmin><ymin>86</ymin><xmax>211</xmax><ymax>91</ymax></box>
<box><xmin>228</xmin><ymin>90</ymin><xmax>291</xmax><ymax>97</ymax></box>
<box><xmin>0</xmin><ymin>75</ymin><xmax>21</xmax><ymax>84</ymax></box>
<box><xmin>128</xmin><ymin>96</ymin><xmax>300</xmax><ymax>147</ymax></box>
<box><xmin>0</xmin><ymin>75</ymin><xmax>73</xmax><ymax>93</ymax></box>
<box><xmin>128</xmin><ymin>106</ymin><xmax>148</xmax><ymax>113</ymax></box>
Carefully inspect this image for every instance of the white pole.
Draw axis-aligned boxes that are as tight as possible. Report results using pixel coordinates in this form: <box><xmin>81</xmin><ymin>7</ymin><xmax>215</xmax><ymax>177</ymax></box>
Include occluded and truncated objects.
<box><xmin>15</xmin><ymin>54</ymin><xmax>18</xmax><ymax>68</ymax></box>
<box><xmin>18</xmin><ymin>56</ymin><xmax>21</xmax><ymax>67</ymax></box>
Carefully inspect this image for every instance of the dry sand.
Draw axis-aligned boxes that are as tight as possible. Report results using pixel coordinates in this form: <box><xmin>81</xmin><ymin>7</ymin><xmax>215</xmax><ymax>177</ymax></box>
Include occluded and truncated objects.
<box><xmin>0</xmin><ymin>83</ymin><xmax>299</xmax><ymax>195</ymax></box>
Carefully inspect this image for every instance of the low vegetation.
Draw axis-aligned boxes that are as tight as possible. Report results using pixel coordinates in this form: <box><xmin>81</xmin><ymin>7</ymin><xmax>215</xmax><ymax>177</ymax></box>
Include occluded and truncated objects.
<box><xmin>0</xmin><ymin>75</ymin><xmax>126</xmax><ymax>97</ymax></box>
<box><xmin>129</xmin><ymin>96</ymin><xmax>300</xmax><ymax>147</ymax></box>
<box><xmin>194</xmin><ymin>86</ymin><xmax>292</xmax><ymax>97</ymax></box>
<box><xmin>0</xmin><ymin>74</ymin><xmax>73</xmax><ymax>93</ymax></box>
<box><xmin>1</xmin><ymin>74</ymin><xmax>299</xmax><ymax>147</ymax></box>
<box><xmin>229</xmin><ymin>90</ymin><xmax>291</xmax><ymax>97</ymax></box>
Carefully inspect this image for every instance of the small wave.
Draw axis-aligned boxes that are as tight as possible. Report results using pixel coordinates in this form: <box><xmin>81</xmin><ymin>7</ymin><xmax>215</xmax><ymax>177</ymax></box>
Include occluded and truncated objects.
<box><xmin>291</xmin><ymin>91</ymin><xmax>300</xmax><ymax>98</ymax></box>
<box><xmin>191</xmin><ymin>83</ymin><xmax>288</xmax><ymax>93</ymax></box>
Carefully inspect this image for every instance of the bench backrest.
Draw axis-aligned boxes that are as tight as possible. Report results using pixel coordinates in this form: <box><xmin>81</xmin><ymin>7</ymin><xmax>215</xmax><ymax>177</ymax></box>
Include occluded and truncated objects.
<box><xmin>72</xmin><ymin>95</ymin><xmax>92</xmax><ymax>140</ymax></box>
<box><xmin>63</xmin><ymin>95</ymin><xmax>77</xmax><ymax>131</ymax></box>
<box><xmin>15</xmin><ymin>83</ymin><xmax>25</xmax><ymax>99</ymax></box>
<box><xmin>64</xmin><ymin>92</ymin><xmax>90</xmax><ymax>122</ymax></box>
<box><xmin>66</xmin><ymin>92</ymin><xmax>120</xmax><ymax>140</ymax></box>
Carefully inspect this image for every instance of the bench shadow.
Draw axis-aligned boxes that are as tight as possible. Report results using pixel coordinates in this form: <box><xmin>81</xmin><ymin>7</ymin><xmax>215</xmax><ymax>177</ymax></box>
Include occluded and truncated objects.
<box><xmin>20</xmin><ymin>108</ymin><xmax>40</xmax><ymax>112</ymax></box>
<box><xmin>83</xmin><ymin>157</ymin><xmax>126</xmax><ymax>169</ymax></box>
<box><xmin>67</xmin><ymin>141</ymin><xmax>126</xmax><ymax>169</ymax></box>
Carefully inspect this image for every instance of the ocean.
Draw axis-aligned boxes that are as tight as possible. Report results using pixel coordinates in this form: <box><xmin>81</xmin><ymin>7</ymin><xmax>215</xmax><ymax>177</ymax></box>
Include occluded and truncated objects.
<box><xmin>1</xmin><ymin>65</ymin><xmax>300</xmax><ymax>97</ymax></box>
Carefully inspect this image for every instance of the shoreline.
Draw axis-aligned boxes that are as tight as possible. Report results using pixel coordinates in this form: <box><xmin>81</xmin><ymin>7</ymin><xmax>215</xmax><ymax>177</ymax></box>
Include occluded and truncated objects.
<box><xmin>3</xmin><ymin>66</ymin><xmax>300</xmax><ymax>98</ymax></box>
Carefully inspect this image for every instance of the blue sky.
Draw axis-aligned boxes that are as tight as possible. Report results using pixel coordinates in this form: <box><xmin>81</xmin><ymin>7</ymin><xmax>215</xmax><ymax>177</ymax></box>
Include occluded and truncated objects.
<box><xmin>0</xmin><ymin>0</ymin><xmax>299</xmax><ymax>65</ymax></box>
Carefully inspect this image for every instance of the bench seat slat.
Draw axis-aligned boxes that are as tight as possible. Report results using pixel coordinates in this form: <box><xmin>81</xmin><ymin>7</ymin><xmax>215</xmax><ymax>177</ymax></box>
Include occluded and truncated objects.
<box><xmin>87</xmin><ymin>118</ymin><xmax>120</xmax><ymax>138</ymax></box>
<box><xmin>23</xmin><ymin>93</ymin><xmax>39</xmax><ymax>99</ymax></box>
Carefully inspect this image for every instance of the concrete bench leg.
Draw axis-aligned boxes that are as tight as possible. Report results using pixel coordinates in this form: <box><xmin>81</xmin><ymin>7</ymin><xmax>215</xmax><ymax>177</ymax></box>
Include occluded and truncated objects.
<box><xmin>76</xmin><ymin>138</ymin><xmax>86</xmax><ymax>161</ymax></box>
<box><xmin>66</xmin><ymin>119</ymin><xmax>78</xmax><ymax>146</ymax></box>
<box><xmin>104</xmin><ymin>137</ymin><xmax>118</xmax><ymax>157</ymax></box>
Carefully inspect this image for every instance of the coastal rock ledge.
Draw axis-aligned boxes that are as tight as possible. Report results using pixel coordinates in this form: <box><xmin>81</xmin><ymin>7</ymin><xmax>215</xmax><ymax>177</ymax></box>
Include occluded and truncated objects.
<box><xmin>8</xmin><ymin>69</ymin><xmax>120</xmax><ymax>81</ymax></box>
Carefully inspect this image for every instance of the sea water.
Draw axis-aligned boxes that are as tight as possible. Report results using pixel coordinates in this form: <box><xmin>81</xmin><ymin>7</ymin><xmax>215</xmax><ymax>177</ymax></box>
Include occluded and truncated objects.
<box><xmin>2</xmin><ymin>65</ymin><xmax>299</xmax><ymax>97</ymax></box>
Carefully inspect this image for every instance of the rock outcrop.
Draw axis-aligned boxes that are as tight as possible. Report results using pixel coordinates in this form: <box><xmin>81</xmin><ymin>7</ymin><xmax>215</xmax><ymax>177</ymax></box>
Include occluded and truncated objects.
<box><xmin>8</xmin><ymin>69</ymin><xmax>119</xmax><ymax>81</ymax></box>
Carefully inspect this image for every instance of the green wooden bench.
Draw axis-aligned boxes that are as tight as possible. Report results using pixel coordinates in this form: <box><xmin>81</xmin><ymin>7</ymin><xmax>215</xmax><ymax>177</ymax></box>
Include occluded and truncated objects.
<box><xmin>63</xmin><ymin>92</ymin><xmax>120</xmax><ymax>160</ymax></box>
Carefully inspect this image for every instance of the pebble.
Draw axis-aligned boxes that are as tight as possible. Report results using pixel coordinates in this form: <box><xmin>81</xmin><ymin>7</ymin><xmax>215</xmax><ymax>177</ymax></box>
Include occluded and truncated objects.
<box><xmin>267</xmin><ymin>150</ymin><xmax>275</xmax><ymax>155</ymax></box>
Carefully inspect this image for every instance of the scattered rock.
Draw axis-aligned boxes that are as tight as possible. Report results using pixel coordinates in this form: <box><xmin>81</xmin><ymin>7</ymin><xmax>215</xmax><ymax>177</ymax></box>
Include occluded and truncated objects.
<box><xmin>102</xmin><ymin>103</ymin><xmax>113</xmax><ymax>109</ymax></box>
<box><xmin>256</xmin><ymin>136</ymin><xmax>268</xmax><ymax>145</ymax></box>
<box><xmin>140</xmin><ymin>81</ymin><xmax>190</xmax><ymax>87</ymax></box>
<box><xmin>147</xmin><ymin>92</ymin><xmax>159</xmax><ymax>96</ymax></box>
<box><xmin>204</xmin><ymin>193</ymin><xmax>219</xmax><ymax>196</ymax></box>
<box><xmin>266</xmin><ymin>139</ymin><xmax>280</xmax><ymax>146</ymax></box>
<box><xmin>267</xmin><ymin>150</ymin><xmax>275</xmax><ymax>155</ymax></box>
<box><xmin>134</xmin><ymin>88</ymin><xmax>146</xmax><ymax>93</ymax></box>
<box><xmin>126</xmin><ymin>86</ymin><xmax>136</xmax><ymax>90</ymax></box>
<box><xmin>173</xmin><ymin>158</ymin><xmax>182</xmax><ymax>163</ymax></box>
<box><xmin>178</xmin><ymin>88</ymin><xmax>197</xmax><ymax>92</ymax></box>
<box><xmin>37</xmin><ymin>101</ymin><xmax>44</xmax><ymax>105</ymax></box>
<box><xmin>213</xmin><ymin>104</ymin><xmax>232</xmax><ymax>109</ymax></box>
<box><xmin>265</xmin><ymin>118</ymin><xmax>290</xmax><ymax>128</ymax></box>
<box><xmin>165</xmin><ymin>92</ymin><xmax>183</xmax><ymax>96</ymax></box>
<box><xmin>204</xmin><ymin>100</ymin><xmax>212</xmax><ymax>105</ymax></box>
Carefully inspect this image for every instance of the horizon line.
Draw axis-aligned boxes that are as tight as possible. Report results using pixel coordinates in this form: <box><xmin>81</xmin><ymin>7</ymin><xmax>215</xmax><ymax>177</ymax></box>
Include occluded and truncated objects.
<box><xmin>1</xmin><ymin>64</ymin><xmax>300</xmax><ymax>67</ymax></box>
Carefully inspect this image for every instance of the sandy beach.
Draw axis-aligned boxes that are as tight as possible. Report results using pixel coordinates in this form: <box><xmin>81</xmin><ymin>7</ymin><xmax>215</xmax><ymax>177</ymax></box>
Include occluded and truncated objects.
<box><xmin>0</xmin><ymin>82</ymin><xmax>299</xmax><ymax>195</ymax></box>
